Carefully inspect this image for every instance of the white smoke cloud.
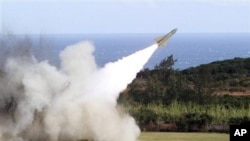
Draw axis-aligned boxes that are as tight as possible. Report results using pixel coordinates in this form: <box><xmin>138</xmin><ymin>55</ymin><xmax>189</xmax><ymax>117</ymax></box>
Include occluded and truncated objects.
<box><xmin>0</xmin><ymin>40</ymin><xmax>157</xmax><ymax>141</ymax></box>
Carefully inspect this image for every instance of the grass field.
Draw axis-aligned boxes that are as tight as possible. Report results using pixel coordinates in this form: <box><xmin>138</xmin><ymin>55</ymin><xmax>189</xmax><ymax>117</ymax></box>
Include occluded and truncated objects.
<box><xmin>139</xmin><ymin>132</ymin><xmax>229</xmax><ymax>141</ymax></box>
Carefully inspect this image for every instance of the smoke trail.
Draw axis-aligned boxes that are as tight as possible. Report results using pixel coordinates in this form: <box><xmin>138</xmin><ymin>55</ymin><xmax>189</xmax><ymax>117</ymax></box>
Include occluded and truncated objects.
<box><xmin>88</xmin><ymin>44</ymin><xmax>158</xmax><ymax>101</ymax></box>
<box><xmin>0</xmin><ymin>40</ymin><xmax>158</xmax><ymax>141</ymax></box>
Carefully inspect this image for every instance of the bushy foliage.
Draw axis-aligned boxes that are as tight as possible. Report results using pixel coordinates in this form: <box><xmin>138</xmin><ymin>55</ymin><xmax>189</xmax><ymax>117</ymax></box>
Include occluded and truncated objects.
<box><xmin>118</xmin><ymin>56</ymin><xmax>250</xmax><ymax>129</ymax></box>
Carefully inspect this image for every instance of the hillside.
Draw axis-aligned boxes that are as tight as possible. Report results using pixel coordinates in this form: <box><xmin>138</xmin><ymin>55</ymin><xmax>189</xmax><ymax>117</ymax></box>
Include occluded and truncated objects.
<box><xmin>119</xmin><ymin>56</ymin><xmax>250</xmax><ymax>131</ymax></box>
<box><xmin>182</xmin><ymin>57</ymin><xmax>250</xmax><ymax>96</ymax></box>
<box><xmin>121</xmin><ymin>57</ymin><xmax>250</xmax><ymax>104</ymax></box>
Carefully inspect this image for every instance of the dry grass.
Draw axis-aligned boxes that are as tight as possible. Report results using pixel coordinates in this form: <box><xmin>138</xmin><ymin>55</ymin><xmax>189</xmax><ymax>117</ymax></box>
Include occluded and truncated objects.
<box><xmin>139</xmin><ymin>132</ymin><xmax>229</xmax><ymax>141</ymax></box>
<box><xmin>215</xmin><ymin>90</ymin><xmax>250</xmax><ymax>96</ymax></box>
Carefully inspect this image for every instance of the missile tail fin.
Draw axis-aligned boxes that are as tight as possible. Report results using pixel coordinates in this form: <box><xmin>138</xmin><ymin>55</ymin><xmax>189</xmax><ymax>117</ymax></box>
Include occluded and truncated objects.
<box><xmin>161</xmin><ymin>41</ymin><xmax>167</xmax><ymax>47</ymax></box>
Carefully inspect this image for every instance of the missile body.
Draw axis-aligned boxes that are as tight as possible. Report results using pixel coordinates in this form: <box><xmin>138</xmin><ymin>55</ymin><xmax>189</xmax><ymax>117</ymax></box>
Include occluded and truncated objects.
<box><xmin>155</xmin><ymin>28</ymin><xmax>177</xmax><ymax>47</ymax></box>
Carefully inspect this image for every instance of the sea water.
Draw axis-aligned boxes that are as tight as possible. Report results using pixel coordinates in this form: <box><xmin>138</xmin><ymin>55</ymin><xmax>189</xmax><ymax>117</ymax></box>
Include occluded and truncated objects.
<box><xmin>1</xmin><ymin>33</ymin><xmax>249</xmax><ymax>70</ymax></box>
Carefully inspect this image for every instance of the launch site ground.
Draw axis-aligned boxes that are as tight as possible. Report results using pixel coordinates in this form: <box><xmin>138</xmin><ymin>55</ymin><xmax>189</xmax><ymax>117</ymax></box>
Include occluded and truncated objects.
<box><xmin>139</xmin><ymin>132</ymin><xmax>228</xmax><ymax>141</ymax></box>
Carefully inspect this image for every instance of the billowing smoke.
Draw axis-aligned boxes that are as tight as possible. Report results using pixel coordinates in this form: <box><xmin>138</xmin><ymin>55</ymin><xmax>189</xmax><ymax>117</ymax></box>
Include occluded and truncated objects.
<box><xmin>0</xmin><ymin>39</ymin><xmax>157</xmax><ymax>141</ymax></box>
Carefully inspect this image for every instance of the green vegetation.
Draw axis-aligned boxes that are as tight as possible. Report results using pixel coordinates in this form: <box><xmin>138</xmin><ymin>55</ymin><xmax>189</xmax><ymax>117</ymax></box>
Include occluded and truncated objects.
<box><xmin>119</xmin><ymin>56</ymin><xmax>250</xmax><ymax>131</ymax></box>
<box><xmin>139</xmin><ymin>132</ymin><xmax>228</xmax><ymax>141</ymax></box>
<box><xmin>128</xmin><ymin>102</ymin><xmax>250</xmax><ymax>126</ymax></box>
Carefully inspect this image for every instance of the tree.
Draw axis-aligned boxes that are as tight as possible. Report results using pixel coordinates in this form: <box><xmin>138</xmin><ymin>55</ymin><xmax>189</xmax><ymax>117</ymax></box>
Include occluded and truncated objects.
<box><xmin>154</xmin><ymin>55</ymin><xmax>177</xmax><ymax>70</ymax></box>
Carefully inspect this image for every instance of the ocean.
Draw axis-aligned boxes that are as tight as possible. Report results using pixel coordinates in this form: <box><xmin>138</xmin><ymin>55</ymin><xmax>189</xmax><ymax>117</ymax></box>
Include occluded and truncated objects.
<box><xmin>1</xmin><ymin>33</ymin><xmax>250</xmax><ymax>70</ymax></box>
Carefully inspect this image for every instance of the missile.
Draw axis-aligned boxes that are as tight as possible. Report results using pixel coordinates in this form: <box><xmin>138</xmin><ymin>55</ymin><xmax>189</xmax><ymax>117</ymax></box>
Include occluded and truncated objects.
<box><xmin>155</xmin><ymin>28</ymin><xmax>177</xmax><ymax>47</ymax></box>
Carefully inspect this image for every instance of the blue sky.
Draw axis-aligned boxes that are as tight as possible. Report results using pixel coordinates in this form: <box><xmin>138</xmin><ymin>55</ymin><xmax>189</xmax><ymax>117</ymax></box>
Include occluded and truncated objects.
<box><xmin>1</xmin><ymin>0</ymin><xmax>250</xmax><ymax>34</ymax></box>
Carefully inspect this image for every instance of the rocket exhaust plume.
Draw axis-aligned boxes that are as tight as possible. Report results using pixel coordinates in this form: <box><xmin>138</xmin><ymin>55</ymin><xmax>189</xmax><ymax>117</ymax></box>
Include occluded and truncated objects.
<box><xmin>0</xmin><ymin>38</ymin><xmax>158</xmax><ymax>141</ymax></box>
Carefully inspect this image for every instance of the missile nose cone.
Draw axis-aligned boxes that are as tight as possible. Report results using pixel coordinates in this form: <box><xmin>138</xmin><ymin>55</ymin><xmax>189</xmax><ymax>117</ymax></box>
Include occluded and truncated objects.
<box><xmin>172</xmin><ymin>28</ymin><xmax>177</xmax><ymax>33</ymax></box>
